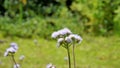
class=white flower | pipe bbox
[4,47,17,57]
[4,51,9,57]
[69,34,82,44]
[51,28,72,39]
[57,38,64,47]
[65,36,72,43]
[14,64,20,68]
[46,63,52,68]
[19,55,25,60]
[59,28,72,35]
[7,47,17,53]
[46,63,56,68]
[63,28,72,34]
[34,39,37,43]
[51,31,60,38]
[10,42,18,50]
[64,56,68,61]
[74,35,82,43]
[51,66,56,68]
[4,42,19,57]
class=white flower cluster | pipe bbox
[4,42,18,57]
[68,34,83,44]
[51,28,82,47]
[51,28,72,38]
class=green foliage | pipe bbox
[114,6,120,35]
[0,0,120,38]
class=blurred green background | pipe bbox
[0,0,120,38]
[0,0,120,68]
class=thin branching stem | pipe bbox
[66,44,71,68]
[11,54,18,68]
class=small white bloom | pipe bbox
[74,35,82,43]
[19,55,25,60]
[57,38,64,47]
[59,28,72,35]
[63,28,72,34]
[46,63,52,68]
[69,34,82,44]
[65,36,72,43]
[51,66,56,68]
[14,64,20,68]
[10,42,18,50]
[7,47,16,53]
[69,34,76,39]
[4,51,9,57]
[64,56,68,61]
[34,39,37,43]
[51,31,60,38]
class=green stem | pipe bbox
[11,54,18,68]
[67,45,71,68]
[72,43,76,68]
[19,2,23,23]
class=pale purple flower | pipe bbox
[57,38,64,47]
[4,47,17,56]
[4,43,18,57]
[59,28,72,35]
[51,28,72,39]
[51,31,60,38]
[7,47,16,53]
[46,63,52,68]
[69,34,82,44]
[65,36,72,43]
[4,51,8,57]
[10,42,18,50]
[14,64,20,68]
[46,63,56,68]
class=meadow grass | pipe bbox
[0,35,120,68]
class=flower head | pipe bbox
[59,28,72,35]
[65,36,72,43]
[4,47,17,56]
[7,47,17,53]
[57,38,64,47]
[10,42,18,50]
[51,31,60,38]
[4,51,9,57]
[19,55,25,60]
[46,63,56,68]
[51,28,72,39]
[14,64,20,68]
[4,42,18,57]
[69,34,82,44]
[46,63,52,68]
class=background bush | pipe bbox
[0,0,120,38]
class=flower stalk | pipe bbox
[51,28,82,68]
[11,54,18,68]
[66,44,71,68]
[4,42,19,68]
[72,42,76,68]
